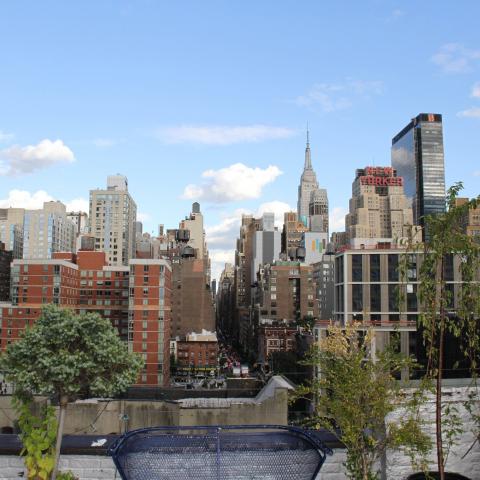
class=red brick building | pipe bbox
[128,259,172,386]
[257,324,298,363]
[176,331,218,373]
[0,253,172,386]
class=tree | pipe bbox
[400,184,480,480]
[296,323,431,480]
[1,305,143,480]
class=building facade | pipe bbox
[89,175,137,266]
[345,166,417,247]
[128,259,172,386]
[391,113,446,235]
[297,132,319,225]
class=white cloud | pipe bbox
[471,82,480,98]
[329,206,348,232]
[137,212,151,222]
[183,163,283,203]
[431,44,480,74]
[65,198,89,212]
[0,131,14,143]
[0,139,75,176]
[156,124,295,145]
[295,80,384,112]
[0,190,88,212]
[457,107,480,118]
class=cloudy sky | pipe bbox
[1,1,479,280]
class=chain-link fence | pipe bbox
[109,425,332,480]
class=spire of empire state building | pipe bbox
[297,128,319,222]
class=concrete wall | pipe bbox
[0,378,290,435]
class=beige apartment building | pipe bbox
[89,175,137,266]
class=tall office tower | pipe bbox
[89,175,137,266]
[297,131,319,226]
[179,202,205,258]
[345,166,418,248]
[391,113,446,235]
[23,202,76,259]
[309,188,329,234]
[251,213,281,284]
[234,215,261,310]
[0,208,24,259]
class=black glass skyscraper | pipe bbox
[391,113,446,236]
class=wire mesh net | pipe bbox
[109,425,331,480]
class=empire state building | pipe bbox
[297,131,319,225]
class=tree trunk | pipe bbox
[52,395,68,480]
[436,263,446,480]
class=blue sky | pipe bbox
[0,1,479,279]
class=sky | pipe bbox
[0,0,479,280]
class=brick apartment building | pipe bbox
[176,330,219,374]
[128,259,171,386]
[0,252,171,386]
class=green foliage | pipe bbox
[400,183,480,477]
[12,396,57,480]
[296,324,431,480]
[56,472,79,480]
[1,305,143,399]
[1,305,143,480]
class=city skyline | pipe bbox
[1,1,479,279]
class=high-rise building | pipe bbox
[391,113,446,234]
[23,202,76,259]
[128,259,171,386]
[179,203,206,259]
[0,208,24,259]
[282,212,309,260]
[345,166,418,248]
[254,261,318,322]
[297,131,319,225]
[251,213,281,284]
[309,188,329,234]
[89,175,137,266]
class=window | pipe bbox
[388,255,399,282]
[352,255,362,282]
[388,284,399,312]
[370,284,381,312]
[370,255,380,282]
[352,284,363,311]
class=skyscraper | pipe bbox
[391,113,446,234]
[89,175,137,266]
[345,166,417,248]
[297,130,319,225]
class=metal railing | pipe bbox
[109,425,332,480]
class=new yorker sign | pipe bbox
[359,166,404,186]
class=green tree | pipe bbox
[1,305,143,480]
[297,323,431,480]
[400,184,480,480]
